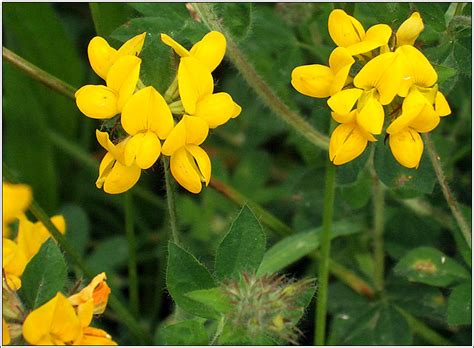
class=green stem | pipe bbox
[191,3,329,150]
[423,134,471,249]
[371,169,385,292]
[2,165,151,344]
[396,307,453,345]
[315,159,336,345]
[164,75,179,103]
[162,156,179,244]
[124,192,139,316]
[210,315,226,345]
[3,46,76,99]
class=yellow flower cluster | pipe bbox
[292,10,451,168]
[22,274,115,345]
[76,31,241,194]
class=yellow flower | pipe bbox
[68,273,111,315]
[3,318,10,345]
[161,31,226,72]
[23,292,82,345]
[2,182,32,237]
[328,9,392,56]
[16,215,66,261]
[121,86,174,169]
[178,56,241,128]
[389,128,424,169]
[2,238,28,290]
[396,12,424,47]
[162,116,211,193]
[291,47,355,98]
[88,33,146,80]
[95,130,141,194]
[75,55,142,119]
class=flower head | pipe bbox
[68,273,111,315]
[396,12,424,47]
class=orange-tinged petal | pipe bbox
[124,132,161,169]
[2,182,32,225]
[68,273,111,315]
[3,318,10,345]
[117,32,146,57]
[396,12,424,46]
[327,88,363,115]
[75,85,118,119]
[331,110,356,124]
[435,91,451,116]
[397,45,437,89]
[160,33,191,57]
[291,64,333,98]
[170,147,203,194]
[328,9,365,48]
[356,96,384,134]
[23,293,82,345]
[189,31,226,72]
[194,92,241,128]
[87,37,118,80]
[389,128,424,168]
[186,145,211,186]
[329,122,369,165]
[106,55,141,111]
[178,56,214,115]
[121,86,174,139]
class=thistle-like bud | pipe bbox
[221,272,315,344]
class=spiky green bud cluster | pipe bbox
[222,272,315,344]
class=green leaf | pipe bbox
[214,3,254,42]
[215,205,266,280]
[257,220,363,276]
[21,239,67,309]
[185,288,232,314]
[161,320,209,345]
[374,139,436,196]
[339,168,372,209]
[59,204,90,256]
[89,3,136,39]
[447,282,472,326]
[394,247,470,287]
[167,242,216,318]
[88,236,128,275]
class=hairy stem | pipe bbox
[3,46,76,99]
[162,156,180,244]
[191,3,329,150]
[124,192,139,316]
[371,169,385,292]
[315,160,336,345]
[423,134,471,248]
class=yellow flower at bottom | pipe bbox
[389,128,424,169]
[68,273,111,315]
[3,318,10,345]
[329,122,376,165]
[23,293,82,345]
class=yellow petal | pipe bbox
[327,88,363,115]
[435,91,451,117]
[170,147,203,194]
[347,24,392,55]
[102,160,141,195]
[3,238,28,290]
[2,182,32,225]
[389,128,424,168]
[77,299,94,328]
[291,64,333,98]
[106,55,141,111]
[328,9,365,48]
[186,144,211,186]
[124,132,162,169]
[410,104,440,133]
[95,130,125,162]
[75,85,119,119]
[160,33,191,57]
[397,45,437,89]
[121,86,174,139]
[194,92,241,128]
[184,115,209,145]
[3,318,10,345]
[328,47,355,95]
[117,32,146,57]
[329,122,369,165]
[23,293,82,345]
[68,273,111,315]
[190,31,226,72]
[386,89,426,134]
[331,110,356,124]
[178,56,214,115]
[396,12,424,46]
[77,327,117,345]
[356,96,384,134]
[96,152,115,190]
[353,52,403,104]
[161,119,186,156]
[231,102,242,119]
[87,37,118,80]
